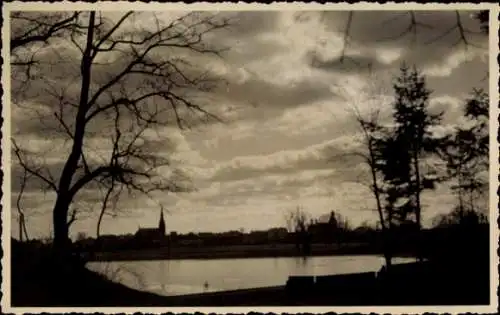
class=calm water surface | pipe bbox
[87,255,415,296]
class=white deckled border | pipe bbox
[1,2,499,314]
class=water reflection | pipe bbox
[87,255,414,296]
[159,260,167,293]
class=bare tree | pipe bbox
[438,89,489,220]
[332,76,395,268]
[285,206,310,233]
[11,11,231,253]
[432,206,488,228]
[285,206,312,255]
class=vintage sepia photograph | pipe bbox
[1,2,498,313]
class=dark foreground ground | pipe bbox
[10,260,490,307]
[10,225,491,307]
[11,251,490,307]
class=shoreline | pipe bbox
[86,243,416,262]
[12,240,488,307]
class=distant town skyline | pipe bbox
[10,9,489,240]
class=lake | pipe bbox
[86,255,416,296]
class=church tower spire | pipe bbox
[158,208,166,236]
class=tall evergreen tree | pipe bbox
[394,65,441,228]
[377,65,443,260]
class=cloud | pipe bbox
[10,10,490,239]
[299,10,488,81]
[306,50,394,74]
[427,123,458,139]
[320,10,485,51]
[423,48,488,77]
[221,71,337,111]
[274,100,343,136]
[429,94,464,122]
[210,134,362,183]
[225,11,281,38]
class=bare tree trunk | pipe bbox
[22,215,29,242]
[14,11,230,255]
[53,12,96,253]
[413,153,422,230]
[383,233,393,270]
[52,198,72,251]
[16,168,30,242]
[458,170,464,222]
[468,178,475,213]
[367,138,392,268]
[19,214,23,242]
[96,184,115,239]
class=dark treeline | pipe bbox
[13,208,488,263]
[12,65,490,266]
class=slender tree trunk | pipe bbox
[368,140,392,269]
[413,153,422,230]
[458,170,464,222]
[96,186,114,239]
[22,214,29,241]
[468,178,475,213]
[17,170,29,242]
[52,12,96,253]
[96,210,105,240]
[412,148,423,262]
[19,214,23,242]
[383,232,393,270]
[386,210,395,269]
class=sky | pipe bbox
[9,9,490,240]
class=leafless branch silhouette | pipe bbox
[11,11,231,247]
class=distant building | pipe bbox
[134,208,166,244]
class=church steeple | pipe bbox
[158,208,166,236]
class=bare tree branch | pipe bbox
[11,11,230,247]
[10,12,80,51]
[12,139,58,192]
[339,11,353,63]
[377,11,433,46]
